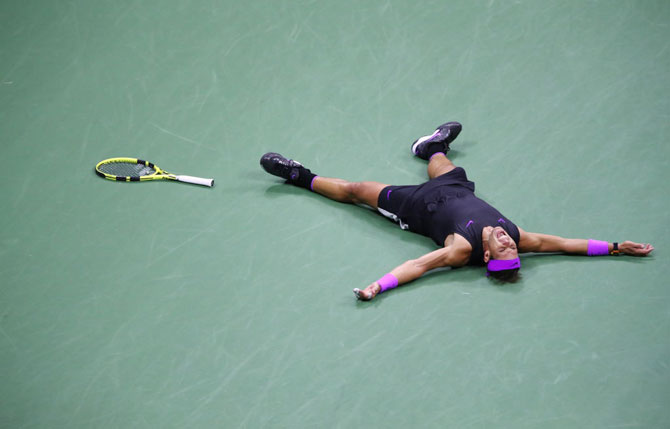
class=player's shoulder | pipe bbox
[445,233,472,266]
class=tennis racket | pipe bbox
[95,157,214,187]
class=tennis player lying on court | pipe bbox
[260,121,654,301]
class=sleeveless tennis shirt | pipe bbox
[377,167,520,266]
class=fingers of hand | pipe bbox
[630,243,653,255]
[622,242,654,256]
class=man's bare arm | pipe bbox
[354,246,469,301]
[518,227,654,256]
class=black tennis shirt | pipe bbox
[377,167,520,266]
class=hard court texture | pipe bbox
[1,1,669,427]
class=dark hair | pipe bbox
[487,268,521,283]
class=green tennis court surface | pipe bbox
[2,1,669,427]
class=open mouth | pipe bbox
[496,229,507,239]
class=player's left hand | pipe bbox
[353,282,381,301]
[619,241,654,256]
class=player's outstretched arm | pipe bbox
[518,228,654,256]
[354,246,469,301]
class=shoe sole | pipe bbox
[411,129,440,155]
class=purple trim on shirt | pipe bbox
[465,220,473,228]
[310,176,319,191]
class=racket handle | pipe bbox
[175,175,214,187]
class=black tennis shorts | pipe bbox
[376,167,474,231]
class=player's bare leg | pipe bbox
[260,152,387,208]
[427,153,456,179]
[311,178,387,208]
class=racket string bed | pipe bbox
[98,162,156,177]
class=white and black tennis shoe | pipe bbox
[410,121,462,160]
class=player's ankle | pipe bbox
[289,167,318,191]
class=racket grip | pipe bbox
[175,175,214,187]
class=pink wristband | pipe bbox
[587,239,609,256]
[377,273,399,293]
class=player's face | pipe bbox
[487,226,518,260]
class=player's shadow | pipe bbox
[518,252,653,267]
[359,251,654,306]
[264,181,422,245]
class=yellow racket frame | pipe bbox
[95,157,214,187]
[95,157,174,182]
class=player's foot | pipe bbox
[260,152,306,182]
[410,121,462,160]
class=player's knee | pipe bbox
[344,181,364,203]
